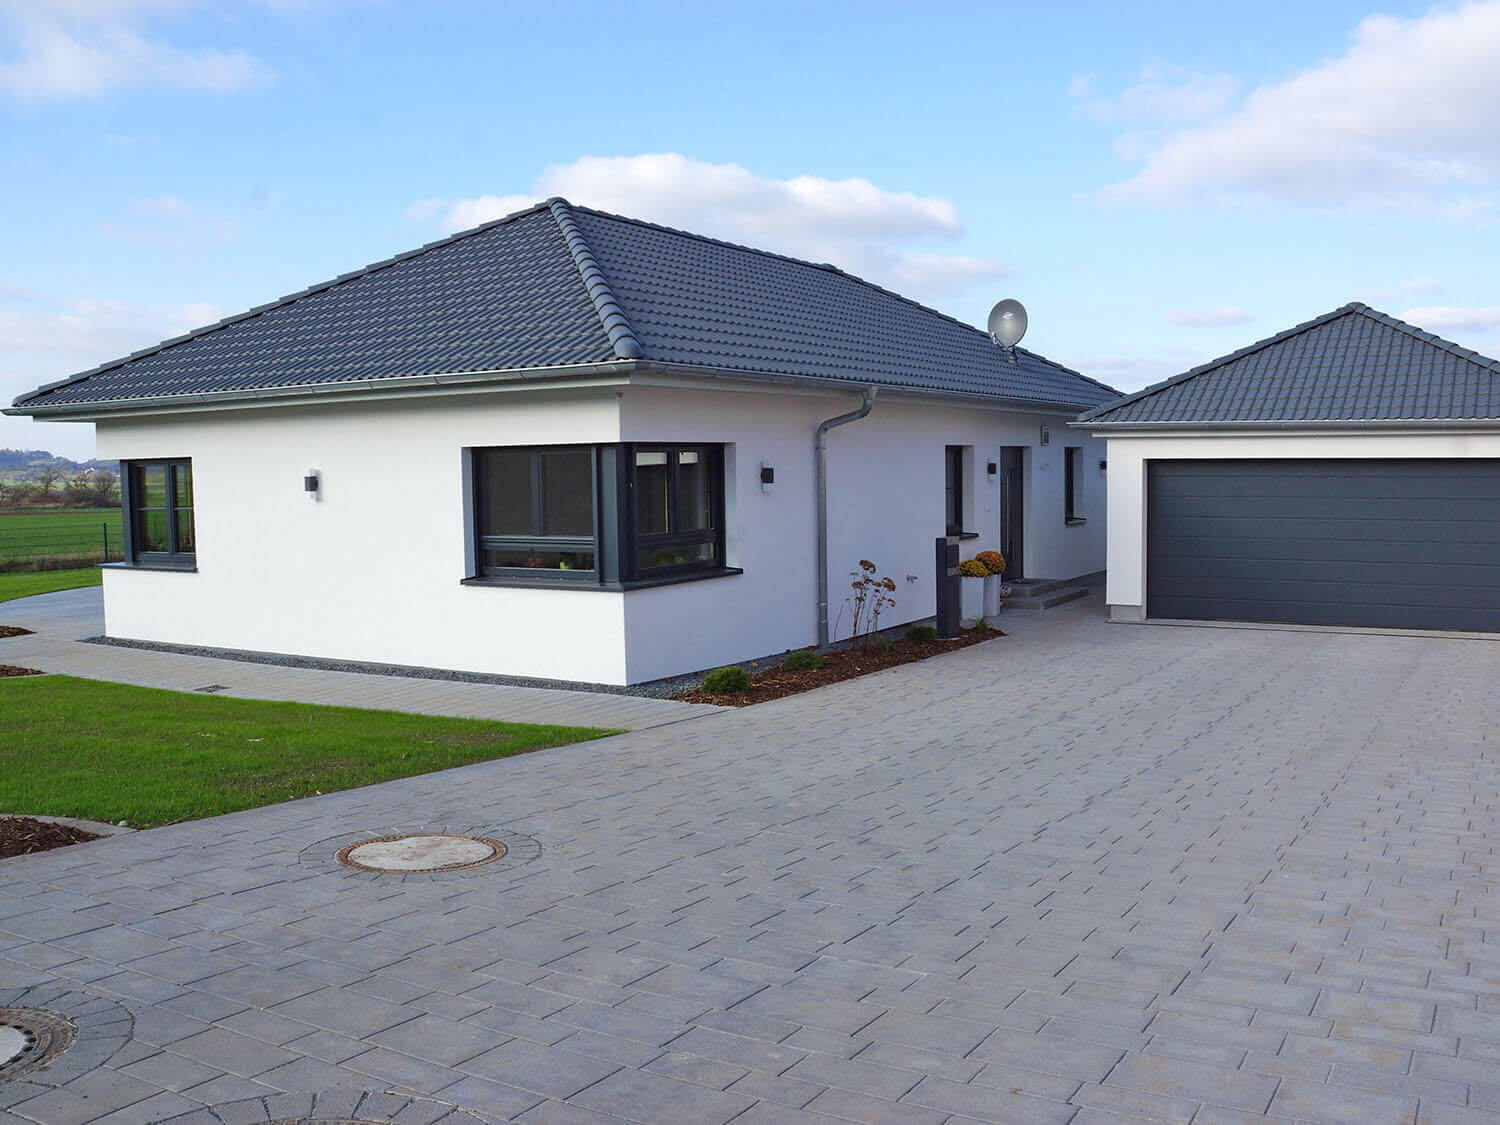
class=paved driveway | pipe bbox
[1,598,1497,1123]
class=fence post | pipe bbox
[102,522,109,562]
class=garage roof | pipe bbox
[9,198,1117,417]
[1079,302,1500,428]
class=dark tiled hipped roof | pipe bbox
[12,199,1116,414]
[1080,303,1500,427]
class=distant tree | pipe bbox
[87,469,118,506]
[32,466,61,501]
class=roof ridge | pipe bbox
[546,198,645,361]
[13,200,561,407]
[564,201,1117,396]
[1345,302,1500,375]
[1077,302,1369,423]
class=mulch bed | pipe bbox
[0,626,34,639]
[0,665,41,677]
[0,816,102,859]
[671,626,1002,706]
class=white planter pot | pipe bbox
[983,574,1003,617]
[960,578,985,624]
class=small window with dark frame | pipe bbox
[631,445,723,574]
[944,445,965,536]
[475,446,598,577]
[1065,446,1084,523]
[128,459,195,566]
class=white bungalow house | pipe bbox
[8,199,1116,685]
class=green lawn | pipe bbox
[0,507,123,562]
[0,676,617,827]
[0,567,102,603]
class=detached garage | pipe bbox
[1079,302,1500,633]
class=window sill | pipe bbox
[462,567,743,593]
[949,531,980,541]
[102,561,199,573]
[1064,517,1088,526]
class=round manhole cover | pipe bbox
[0,1007,77,1083]
[335,833,506,873]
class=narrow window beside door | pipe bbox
[945,445,968,536]
[1064,446,1085,524]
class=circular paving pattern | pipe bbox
[336,832,505,873]
[0,983,133,1111]
[299,822,540,881]
[0,1007,77,1083]
[160,1089,495,1123]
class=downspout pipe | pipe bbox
[815,386,877,647]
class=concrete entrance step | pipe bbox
[1005,573,1100,611]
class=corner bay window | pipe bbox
[473,443,728,586]
[124,459,195,567]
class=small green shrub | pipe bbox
[871,637,894,651]
[781,650,823,672]
[701,665,751,694]
[904,624,938,642]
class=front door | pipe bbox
[1000,447,1024,579]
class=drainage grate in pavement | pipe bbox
[336,833,505,873]
[0,1007,77,1084]
[193,683,230,693]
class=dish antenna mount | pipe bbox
[988,299,1028,363]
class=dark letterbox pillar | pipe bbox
[935,536,960,639]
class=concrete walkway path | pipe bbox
[0,586,719,732]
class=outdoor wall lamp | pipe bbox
[986,460,998,479]
[760,462,775,492]
[1039,425,1050,446]
[304,469,321,501]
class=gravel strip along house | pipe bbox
[8,199,1115,684]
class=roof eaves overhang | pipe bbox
[635,361,1108,416]
[1071,417,1500,435]
[3,360,645,421]
[7,359,1113,422]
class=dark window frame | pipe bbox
[468,442,731,588]
[945,445,975,538]
[122,458,196,569]
[473,445,602,582]
[626,443,726,579]
[1065,446,1086,524]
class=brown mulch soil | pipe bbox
[672,625,1003,706]
[0,665,41,677]
[0,816,102,859]
[0,626,34,639]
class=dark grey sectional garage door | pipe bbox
[1147,459,1500,631]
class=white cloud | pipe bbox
[1164,307,1253,327]
[97,194,242,248]
[1401,305,1500,331]
[1076,66,1238,127]
[407,153,1006,300]
[1066,350,1202,391]
[0,0,273,101]
[1101,1,1500,214]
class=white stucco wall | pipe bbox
[96,380,1107,685]
[1098,429,1500,619]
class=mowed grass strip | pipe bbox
[0,675,618,828]
[0,567,102,603]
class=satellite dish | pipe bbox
[988,299,1028,352]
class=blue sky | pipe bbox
[3,0,1498,458]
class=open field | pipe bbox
[0,567,102,603]
[0,675,617,827]
[0,507,124,568]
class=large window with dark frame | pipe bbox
[472,443,727,585]
[125,459,195,567]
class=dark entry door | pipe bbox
[1147,458,1500,630]
[1000,447,1025,579]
